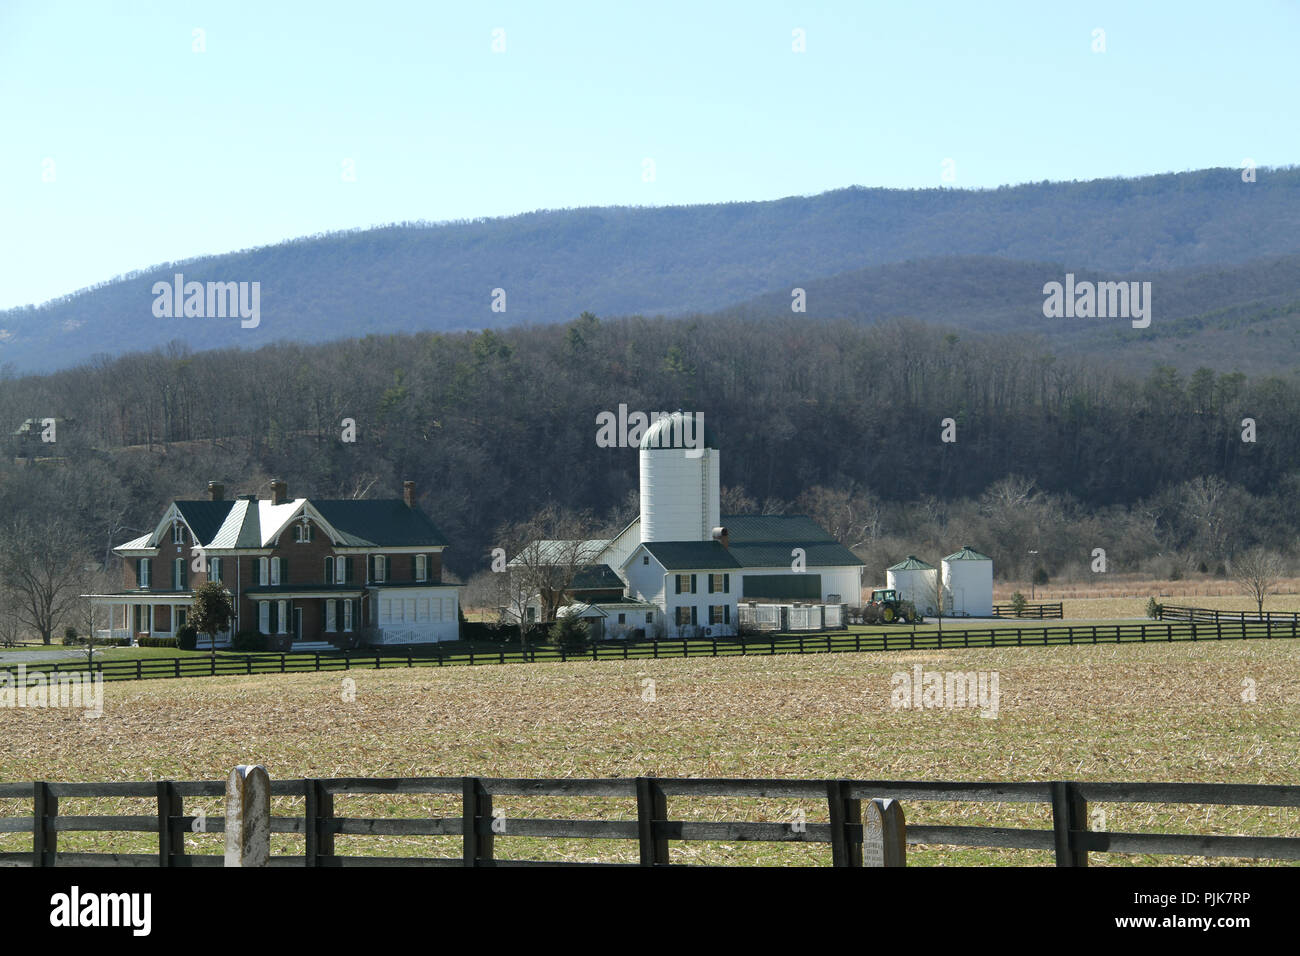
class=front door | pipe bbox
[293,608,303,643]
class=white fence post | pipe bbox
[224,765,271,867]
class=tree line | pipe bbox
[0,312,1296,641]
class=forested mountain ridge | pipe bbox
[2,167,1297,372]
[722,253,1300,374]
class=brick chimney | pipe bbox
[712,526,729,549]
[270,479,288,505]
[207,481,225,501]
[403,480,416,507]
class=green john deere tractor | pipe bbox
[866,588,921,625]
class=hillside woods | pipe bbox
[2,314,1297,583]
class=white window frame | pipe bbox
[326,600,336,633]
[257,557,268,586]
[173,558,184,590]
[335,557,347,584]
[208,556,222,584]
[139,558,151,588]
[258,601,270,634]
[172,523,184,544]
[415,554,427,582]
[270,557,281,586]
[277,600,288,634]
[372,555,386,584]
[343,599,353,632]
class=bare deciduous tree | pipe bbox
[0,515,87,645]
[1231,548,1286,617]
[496,504,601,650]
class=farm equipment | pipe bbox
[865,588,921,625]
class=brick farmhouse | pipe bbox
[84,480,459,649]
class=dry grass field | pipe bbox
[2,636,1297,866]
[997,576,1300,603]
[1062,593,1300,621]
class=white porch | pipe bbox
[84,593,230,646]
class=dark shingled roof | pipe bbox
[641,541,742,571]
[309,499,449,547]
[174,501,237,546]
[720,514,865,568]
[570,564,625,591]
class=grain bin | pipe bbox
[886,556,940,614]
[941,545,994,617]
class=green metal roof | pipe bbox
[311,499,449,547]
[719,514,865,568]
[570,564,625,591]
[944,545,992,562]
[174,500,238,546]
[887,555,936,571]
[641,541,742,571]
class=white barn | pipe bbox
[598,412,863,638]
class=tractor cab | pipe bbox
[864,587,919,625]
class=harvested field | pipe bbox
[2,638,1297,866]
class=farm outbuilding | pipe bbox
[886,556,940,614]
[941,546,994,617]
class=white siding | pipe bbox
[640,447,721,543]
[887,568,940,611]
[942,559,994,617]
[371,587,460,643]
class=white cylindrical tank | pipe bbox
[639,411,720,542]
[941,545,994,617]
[886,556,939,613]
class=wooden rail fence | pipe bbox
[990,602,1064,619]
[2,618,1299,689]
[1,773,1297,867]
[1159,604,1300,624]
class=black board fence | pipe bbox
[1,773,1297,867]
[990,602,1064,619]
[2,618,1299,689]
[1160,604,1300,624]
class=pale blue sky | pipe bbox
[1,0,1296,309]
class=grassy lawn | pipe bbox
[1,637,1296,866]
[5,618,1288,680]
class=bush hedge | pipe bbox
[137,636,179,648]
[232,629,266,652]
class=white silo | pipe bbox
[941,546,994,617]
[886,556,939,613]
[639,411,720,543]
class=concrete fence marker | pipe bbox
[224,765,271,867]
[863,797,906,867]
